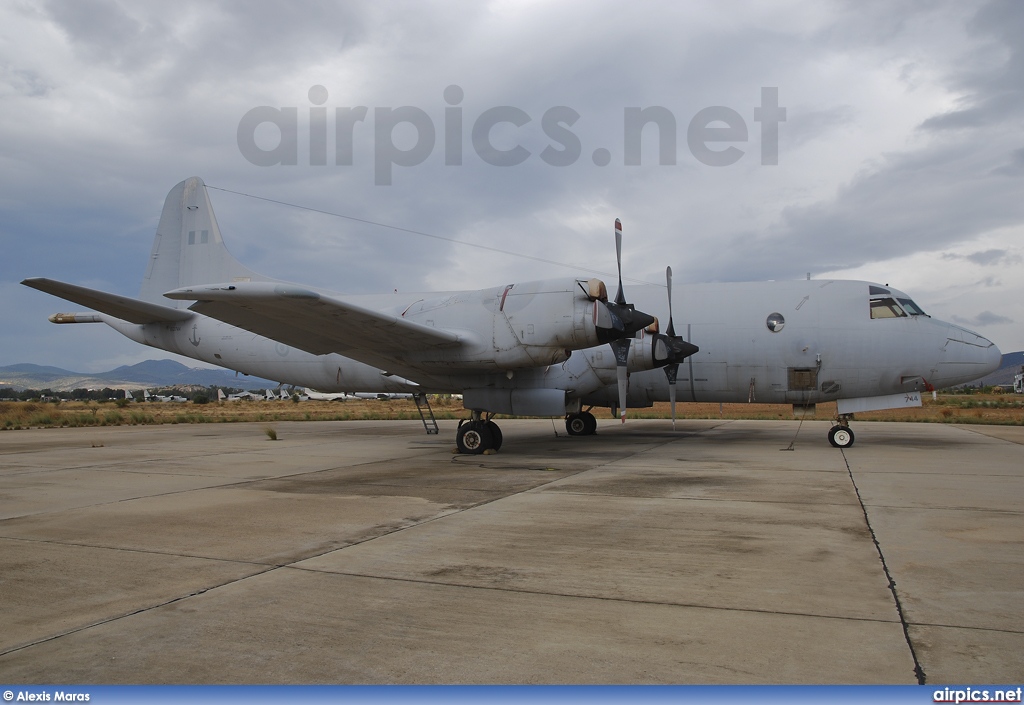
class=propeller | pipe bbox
[603,220,638,423]
[658,265,699,429]
[614,218,625,307]
[664,266,679,428]
[590,220,692,425]
[612,219,628,423]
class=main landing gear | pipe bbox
[828,414,855,448]
[565,411,597,436]
[456,411,503,454]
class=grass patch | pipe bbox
[1,394,1022,430]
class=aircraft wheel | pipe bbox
[566,413,588,436]
[485,421,503,451]
[828,425,855,448]
[581,411,597,435]
[457,422,493,454]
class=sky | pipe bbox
[1,0,1022,372]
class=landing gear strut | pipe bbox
[565,411,597,436]
[456,411,503,454]
[828,414,855,448]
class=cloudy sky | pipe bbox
[2,0,1021,372]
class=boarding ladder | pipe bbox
[414,393,439,435]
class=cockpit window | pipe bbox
[870,297,907,319]
[869,285,891,296]
[897,297,927,316]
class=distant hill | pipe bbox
[2,352,1020,393]
[0,360,278,392]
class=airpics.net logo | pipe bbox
[237,85,786,185]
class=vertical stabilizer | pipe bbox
[139,177,271,306]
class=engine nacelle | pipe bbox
[402,277,656,370]
[580,333,675,375]
[626,334,671,373]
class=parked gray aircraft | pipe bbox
[24,177,1001,453]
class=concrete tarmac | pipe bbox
[0,418,1020,684]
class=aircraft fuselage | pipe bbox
[105,278,999,408]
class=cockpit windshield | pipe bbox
[870,297,907,319]
[897,297,927,316]
[868,285,928,319]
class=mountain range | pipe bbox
[0,360,278,392]
[3,353,1021,394]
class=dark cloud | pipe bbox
[672,0,1024,285]
[942,249,1022,266]
[41,0,375,81]
[953,310,1014,326]
[918,0,1024,132]
[992,147,1024,176]
[2,65,51,97]
[677,139,1024,284]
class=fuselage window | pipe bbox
[869,297,907,319]
[897,298,927,316]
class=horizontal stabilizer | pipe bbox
[164,282,463,356]
[22,278,193,324]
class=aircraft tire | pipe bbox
[581,411,597,435]
[828,425,855,448]
[566,413,588,436]
[457,422,493,454]
[485,421,503,451]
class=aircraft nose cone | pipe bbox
[932,323,1003,388]
[960,327,1003,377]
[982,337,1002,376]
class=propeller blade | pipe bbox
[617,365,628,424]
[665,266,675,337]
[614,218,625,305]
[663,266,683,429]
[610,338,630,423]
[668,373,677,430]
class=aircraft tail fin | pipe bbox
[139,177,272,307]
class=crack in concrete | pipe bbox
[287,565,907,626]
[842,446,927,684]
[0,565,277,659]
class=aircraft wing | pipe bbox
[22,278,193,324]
[164,282,463,356]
